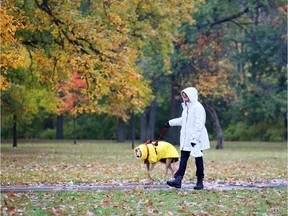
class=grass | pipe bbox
[1,188,287,215]
[1,140,287,215]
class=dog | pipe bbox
[134,140,179,183]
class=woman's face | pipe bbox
[182,92,190,103]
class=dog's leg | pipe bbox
[165,158,173,181]
[145,162,152,179]
[169,164,174,179]
[146,163,156,181]
[148,163,157,180]
[141,162,156,184]
[171,160,178,177]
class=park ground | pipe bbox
[1,140,287,215]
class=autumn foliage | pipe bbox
[57,72,88,115]
[178,32,235,102]
[1,0,205,120]
[0,5,26,90]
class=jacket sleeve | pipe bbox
[169,117,182,126]
[191,105,206,144]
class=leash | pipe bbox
[144,126,168,147]
[154,126,169,146]
[143,126,169,163]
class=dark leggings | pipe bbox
[174,150,204,178]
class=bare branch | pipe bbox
[210,7,249,27]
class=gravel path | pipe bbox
[1,181,287,193]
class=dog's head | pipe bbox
[134,144,148,161]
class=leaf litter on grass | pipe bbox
[1,188,287,215]
[1,141,287,215]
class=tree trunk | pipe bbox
[13,114,17,148]
[73,116,77,144]
[140,112,147,143]
[117,118,126,142]
[170,80,181,118]
[204,101,223,149]
[44,115,54,129]
[129,112,135,149]
[56,114,64,139]
[168,79,182,145]
[147,99,157,140]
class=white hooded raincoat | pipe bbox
[169,87,210,157]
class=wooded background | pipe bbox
[1,0,287,148]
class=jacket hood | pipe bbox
[134,144,148,161]
[181,87,198,104]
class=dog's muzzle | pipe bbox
[135,148,142,158]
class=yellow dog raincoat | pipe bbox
[134,141,179,164]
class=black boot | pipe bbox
[167,176,183,188]
[194,178,204,190]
